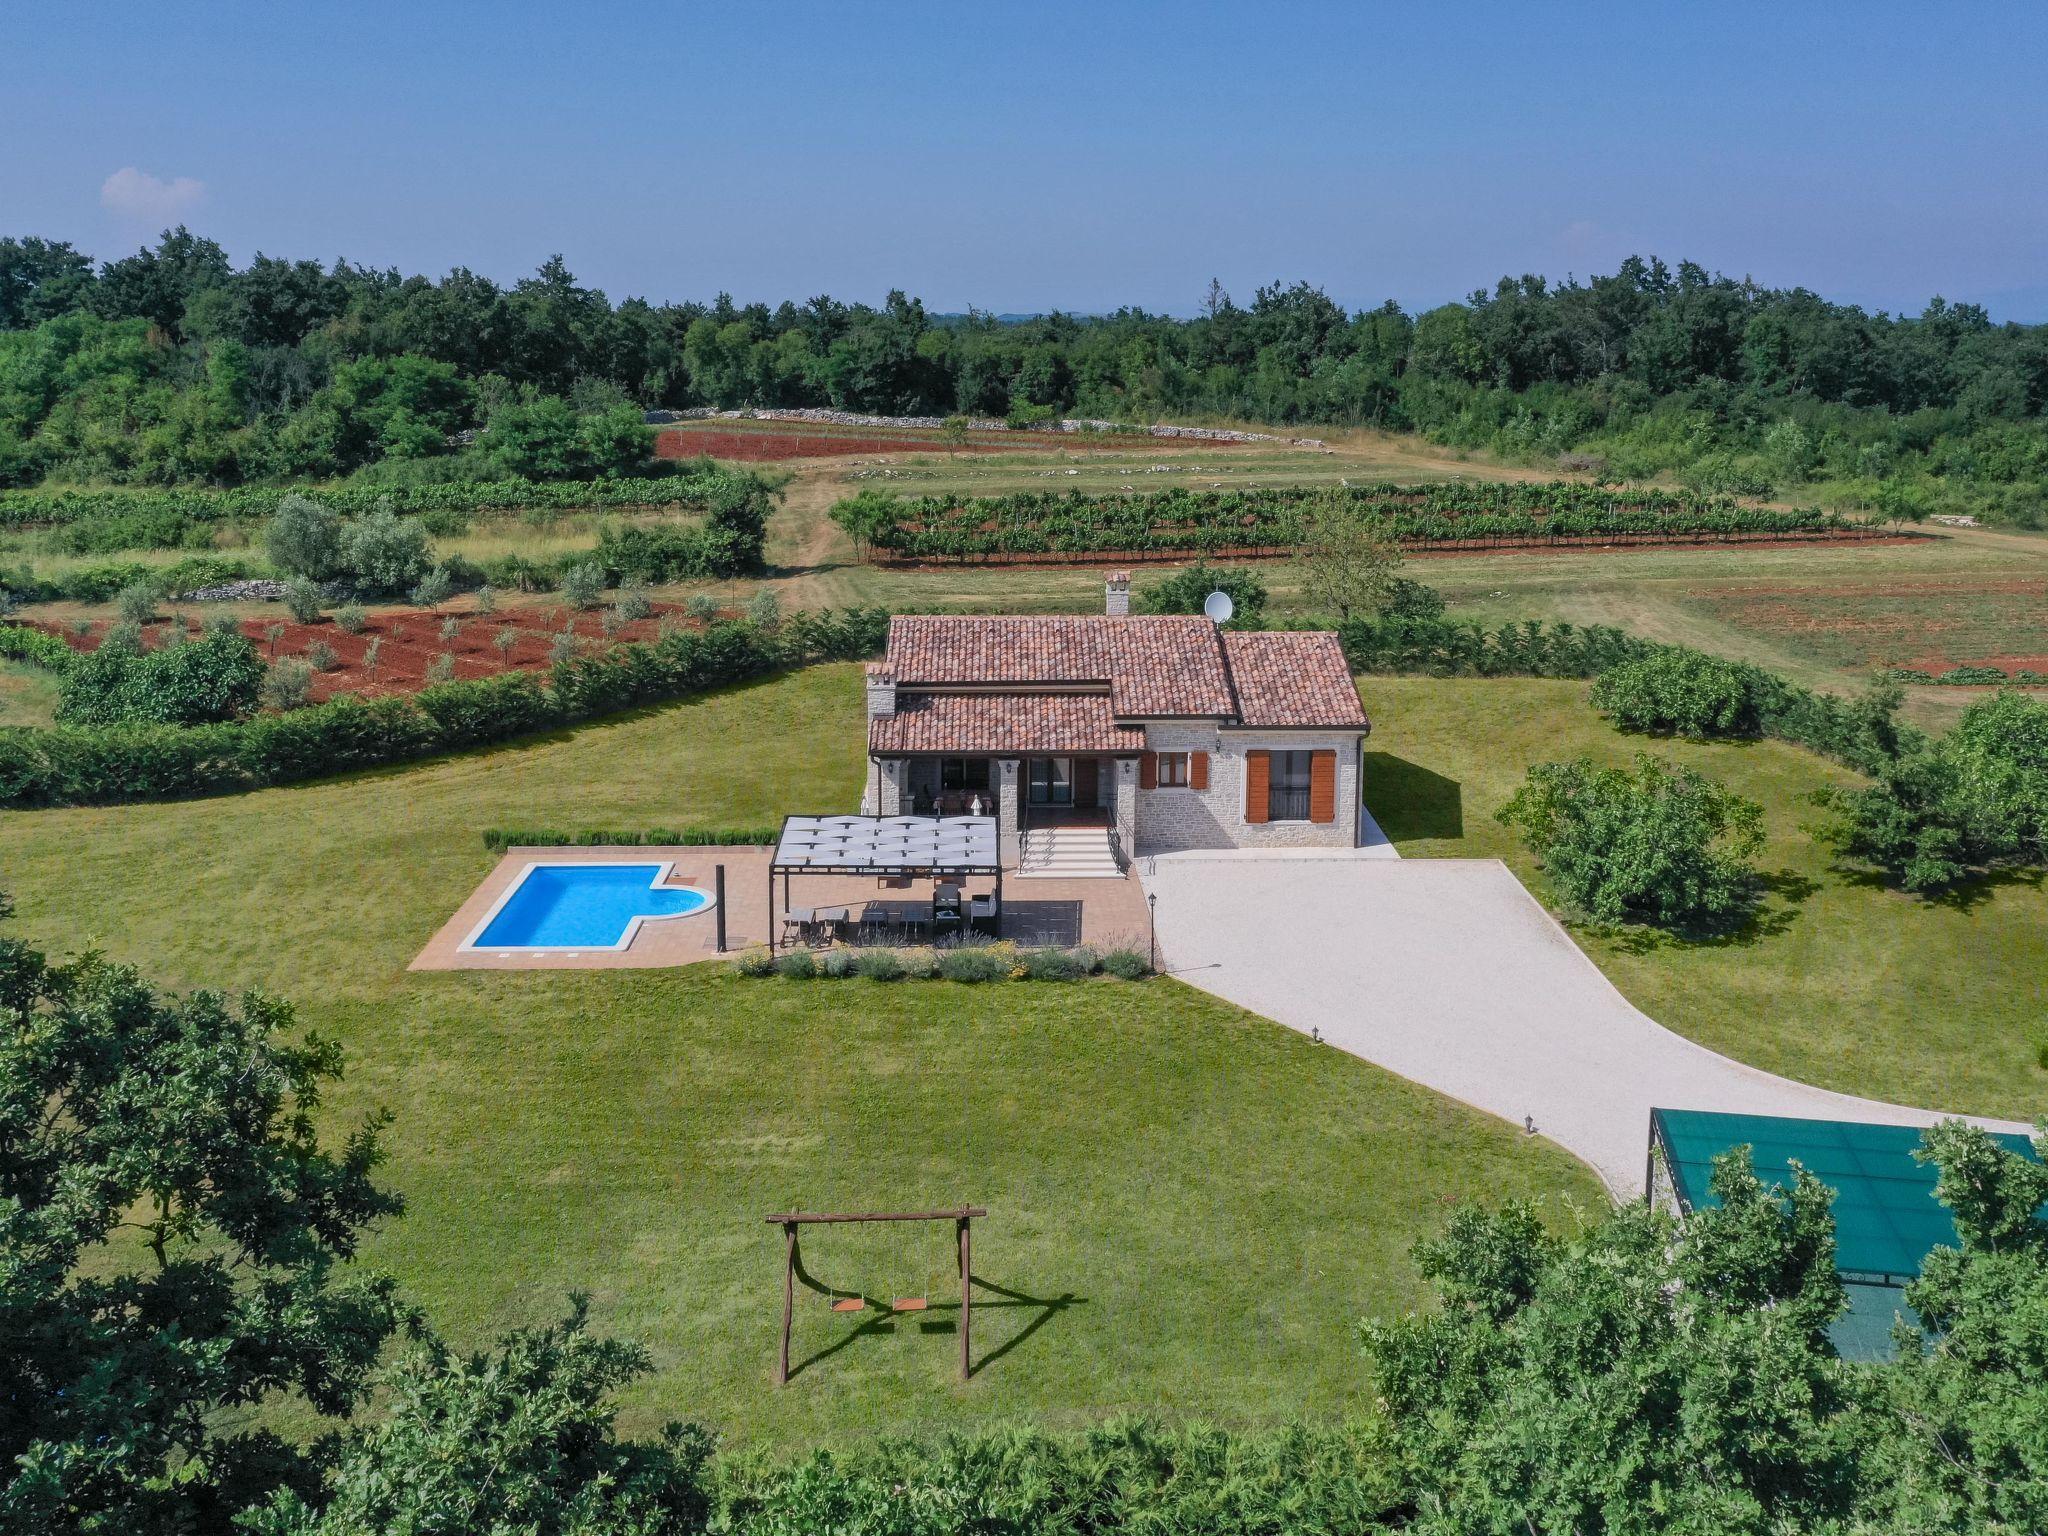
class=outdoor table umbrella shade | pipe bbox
[767,815,1003,948]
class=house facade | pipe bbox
[861,573,1370,870]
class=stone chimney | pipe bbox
[1104,569,1131,616]
[864,662,897,718]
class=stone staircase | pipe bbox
[1015,824,1124,879]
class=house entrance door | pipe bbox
[1072,756,1100,808]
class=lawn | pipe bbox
[0,663,1594,1447]
[1364,675,2048,1121]
[0,656,60,726]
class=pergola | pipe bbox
[768,814,1003,948]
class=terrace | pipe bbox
[411,826,1151,972]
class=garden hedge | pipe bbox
[0,608,889,808]
[481,826,779,851]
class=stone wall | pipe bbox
[644,406,1324,449]
[1133,725,1361,855]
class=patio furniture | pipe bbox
[969,893,999,937]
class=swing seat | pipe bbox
[891,1296,929,1312]
[830,1297,866,1313]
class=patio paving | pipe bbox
[411,845,1151,971]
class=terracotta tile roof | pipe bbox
[1222,631,1369,727]
[868,692,1147,755]
[884,615,1237,717]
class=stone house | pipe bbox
[861,574,1371,873]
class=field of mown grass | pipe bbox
[1367,675,2048,1121]
[0,663,1596,1447]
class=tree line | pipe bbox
[3,233,2045,521]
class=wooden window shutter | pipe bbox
[1244,750,1270,823]
[1308,749,1337,824]
[1139,751,1157,789]
[1190,750,1210,790]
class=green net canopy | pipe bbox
[1651,1109,2039,1286]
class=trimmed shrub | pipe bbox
[818,947,857,977]
[896,947,938,979]
[773,950,817,980]
[734,947,775,977]
[481,825,773,851]
[936,944,1009,983]
[853,948,904,981]
[1099,947,1150,979]
[1593,649,1762,738]
[1021,946,1085,981]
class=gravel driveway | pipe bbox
[1140,852,2030,1196]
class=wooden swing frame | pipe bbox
[765,1206,985,1384]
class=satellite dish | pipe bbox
[1202,589,1235,625]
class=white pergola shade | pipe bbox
[771,814,1001,874]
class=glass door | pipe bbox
[1027,757,1073,806]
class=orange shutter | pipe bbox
[1139,752,1157,789]
[1308,750,1337,823]
[1190,750,1210,790]
[1244,750,1270,823]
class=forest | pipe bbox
[3,231,2047,522]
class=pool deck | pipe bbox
[411,845,1153,971]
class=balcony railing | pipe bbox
[1267,787,1312,822]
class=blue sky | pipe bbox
[5,1,2046,318]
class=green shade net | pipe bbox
[1651,1109,2038,1286]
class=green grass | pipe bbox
[0,663,1595,1446]
[1363,675,2048,1121]
[0,656,61,726]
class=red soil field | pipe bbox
[33,601,720,703]
[655,423,1223,462]
[657,428,1013,461]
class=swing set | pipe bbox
[765,1206,985,1384]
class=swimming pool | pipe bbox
[463,862,714,951]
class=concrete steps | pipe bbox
[1015,824,1123,879]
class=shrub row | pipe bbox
[1331,613,1924,774]
[0,555,259,605]
[1884,664,2048,686]
[737,940,1151,983]
[0,609,889,808]
[481,826,778,852]
[0,469,747,530]
[0,623,77,672]
[842,481,1857,559]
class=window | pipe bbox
[940,757,990,794]
[1156,752,1190,787]
[1268,750,1312,821]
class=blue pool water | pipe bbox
[471,864,711,949]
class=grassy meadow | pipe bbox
[1368,676,2048,1120]
[0,663,1596,1446]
